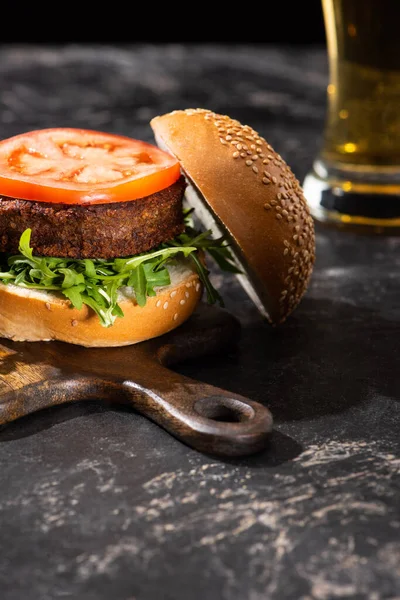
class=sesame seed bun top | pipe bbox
[150,108,316,325]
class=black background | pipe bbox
[2,1,326,45]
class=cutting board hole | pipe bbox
[194,396,255,423]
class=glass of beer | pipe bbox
[303,0,400,232]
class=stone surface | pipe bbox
[0,44,399,600]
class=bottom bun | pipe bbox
[0,265,203,347]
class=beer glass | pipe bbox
[303,0,400,232]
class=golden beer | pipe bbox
[304,0,400,230]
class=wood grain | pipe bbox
[0,303,273,456]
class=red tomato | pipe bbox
[0,128,181,204]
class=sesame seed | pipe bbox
[163,302,169,309]
[45,302,51,310]
[272,176,278,184]
[170,290,177,298]
[185,291,190,298]
[180,299,186,305]
[262,178,270,185]
[236,144,243,150]
[246,160,253,166]
[226,135,232,141]
[173,313,178,321]
[252,155,258,161]
[233,151,239,158]
[252,165,259,174]
[271,200,277,206]
[276,214,283,220]
[220,138,228,145]
[196,283,200,292]
[277,193,282,200]
[264,171,271,178]
[264,203,271,210]
[71,319,78,327]
[263,159,270,165]
[240,152,247,158]
[186,282,192,288]
[284,248,289,256]
[156,300,161,307]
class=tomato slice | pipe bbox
[0,128,181,204]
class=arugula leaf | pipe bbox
[206,246,242,273]
[18,229,34,260]
[113,246,196,274]
[189,252,224,306]
[58,268,85,289]
[143,262,170,297]
[128,264,147,307]
[62,284,85,310]
[83,259,97,279]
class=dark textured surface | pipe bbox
[0,44,399,600]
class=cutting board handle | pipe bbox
[122,362,273,456]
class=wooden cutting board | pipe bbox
[0,303,273,456]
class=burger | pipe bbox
[0,109,315,347]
